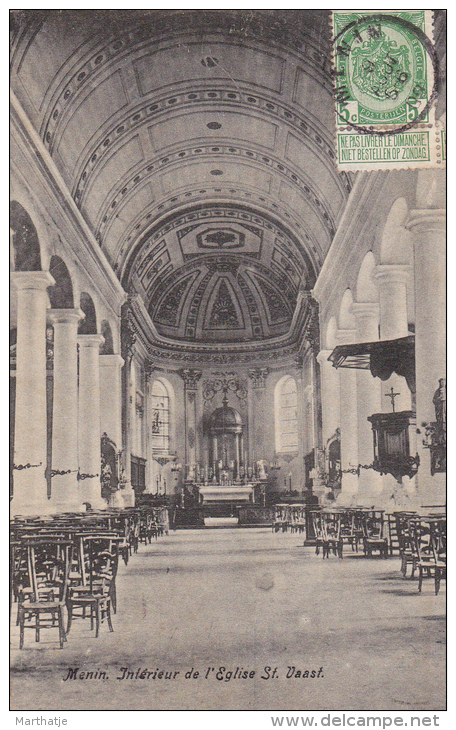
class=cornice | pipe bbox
[120,201,319,289]
[10,90,127,314]
[126,287,315,366]
[312,170,391,312]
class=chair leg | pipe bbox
[66,603,73,634]
[107,601,114,633]
[112,583,117,614]
[435,568,441,596]
[418,567,423,592]
[19,609,24,650]
[58,608,65,649]
[35,615,40,643]
[95,603,100,638]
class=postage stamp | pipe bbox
[331,10,445,170]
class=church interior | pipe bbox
[10,10,446,712]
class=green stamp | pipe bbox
[332,11,437,132]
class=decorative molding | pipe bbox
[121,203,316,292]
[248,367,270,389]
[144,358,156,383]
[203,375,248,405]
[179,368,202,390]
[120,301,137,362]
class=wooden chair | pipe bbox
[66,535,118,637]
[430,519,446,596]
[322,512,343,559]
[411,518,446,595]
[311,511,324,556]
[362,510,389,558]
[395,513,419,578]
[17,540,72,649]
[339,510,360,552]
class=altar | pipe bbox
[198,484,255,504]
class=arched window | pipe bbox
[275,376,298,452]
[151,380,170,453]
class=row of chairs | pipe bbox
[310,507,446,595]
[272,504,306,534]
[312,509,390,560]
[11,506,170,649]
[394,513,446,595]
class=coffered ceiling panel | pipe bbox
[160,163,272,195]
[56,72,129,174]
[134,43,285,95]
[82,136,144,221]
[149,111,278,152]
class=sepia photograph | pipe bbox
[9,8,446,715]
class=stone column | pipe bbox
[373,264,416,504]
[143,361,156,494]
[180,369,202,480]
[48,309,84,512]
[316,349,340,500]
[316,349,341,448]
[336,328,359,503]
[351,303,383,504]
[99,353,134,506]
[11,271,54,516]
[99,354,124,449]
[373,264,412,413]
[407,208,446,505]
[248,368,269,464]
[77,334,106,509]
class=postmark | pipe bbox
[331,11,445,170]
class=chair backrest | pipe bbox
[430,519,446,563]
[322,512,341,540]
[311,512,323,539]
[363,511,385,539]
[26,540,72,602]
[410,519,432,562]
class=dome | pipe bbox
[208,405,243,434]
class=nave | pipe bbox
[10,527,445,712]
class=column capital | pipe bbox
[179,368,202,390]
[406,209,446,235]
[374,264,411,286]
[11,270,54,291]
[248,367,270,389]
[336,328,357,346]
[77,333,105,349]
[99,353,125,368]
[351,302,379,317]
[48,307,85,325]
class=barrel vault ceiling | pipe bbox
[10,9,352,349]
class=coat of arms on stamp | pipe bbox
[331,11,444,171]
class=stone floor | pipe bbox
[10,527,446,711]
